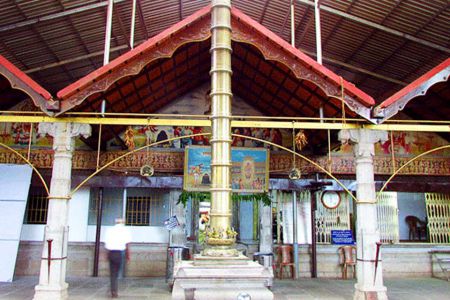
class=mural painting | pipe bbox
[338,131,450,157]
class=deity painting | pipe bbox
[184,146,269,193]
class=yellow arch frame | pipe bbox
[377,144,450,199]
[71,132,357,203]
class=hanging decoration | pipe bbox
[289,168,301,180]
[140,164,154,177]
[124,126,135,150]
[289,123,301,180]
[295,130,308,151]
[177,191,271,207]
[140,133,154,177]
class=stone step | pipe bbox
[194,288,273,300]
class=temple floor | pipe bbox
[0,276,448,300]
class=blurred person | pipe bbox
[104,218,132,298]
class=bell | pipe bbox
[288,167,301,180]
[140,164,154,177]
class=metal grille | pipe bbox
[425,193,450,244]
[376,192,399,244]
[24,188,48,224]
[126,192,167,226]
[88,188,124,226]
[316,191,350,244]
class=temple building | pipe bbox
[0,1,448,299]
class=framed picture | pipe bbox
[183,146,269,193]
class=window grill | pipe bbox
[88,188,123,226]
[24,187,48,224]
[316,191,351,244]
[126,191,167,226]
[426,192,450,244]
[376,192,399,244]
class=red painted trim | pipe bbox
[57,4,375,110]
[57,5,211,100]
[378,57,450,109]
[231,7,375,107]
[0,55,52,100]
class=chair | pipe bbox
[405,215,427,241]
[275,245,294,279]
[338,246,356,279]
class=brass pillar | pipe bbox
[203,0,237,256]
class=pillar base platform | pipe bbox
[172,255,273,300]
[354,284,388,300]
[33,282,68,300]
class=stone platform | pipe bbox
[172,255,274,300]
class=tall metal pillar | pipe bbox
[203,0,237,257]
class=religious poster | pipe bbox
[183,146,269,193]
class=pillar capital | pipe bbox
[38,122,91,152]
[38,122,91,139]
[338,129,388,158]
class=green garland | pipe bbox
[177,191,271,207]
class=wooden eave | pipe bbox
[0,55,57,114]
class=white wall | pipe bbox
[68,188,90,242]
[86,226,169,243]
[397,192,426,240]
[22,186,170,244]
[21,188,91,242]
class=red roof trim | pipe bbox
[231,7,375,107]
[57,5,211,100]
[0,55,52,101]
[378,58,450,109]
[56,4,375,117]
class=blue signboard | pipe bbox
[331,230,354,245]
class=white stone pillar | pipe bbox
[338,129,388,300]
[33,122,91,300]
[169,190,187,247]
[259,201,273,254]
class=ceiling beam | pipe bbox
[114,8,131,49]
[0,0,127,33]
[350,4,448,91]
[136,0,149,39]
[300,49,408,86]
[296,0,450,54]
[1,115,448,132]
[179,0,183,20]
[259,0,271,23]
[24,39,407,87]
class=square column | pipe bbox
[339,129,388,300]
[33,122,91,300]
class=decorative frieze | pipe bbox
[0,149,448,176]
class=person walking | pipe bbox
[104,218,132,298]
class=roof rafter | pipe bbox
[0,0,127,33]
[296,0,450,54]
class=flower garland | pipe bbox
[177,191,271,207]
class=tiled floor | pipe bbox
[0,276,448,300]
